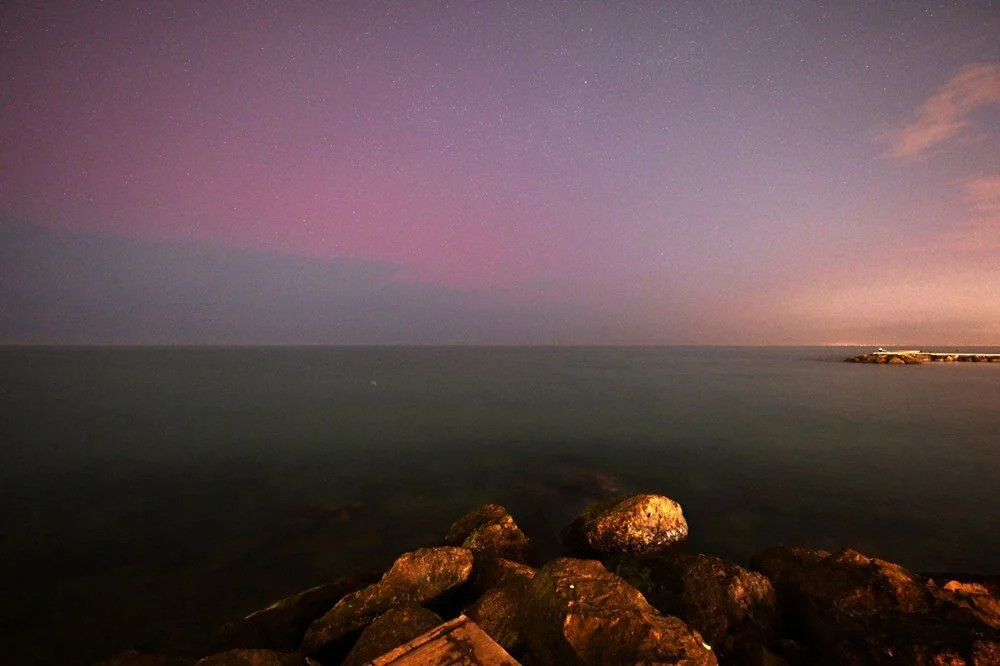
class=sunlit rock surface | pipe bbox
[562,493,689,556]
[300,546,473,656]
[521,557,717,665]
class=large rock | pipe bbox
[471,556,536,595]
[212,570,380,651]
[443,504,531,563]
[521,557,716,665]
[465,562,535,656]
[300,547,473,656]
[615,553,779,659]
[562,494,688,557]
[752,546,1000,664]
[195,650,316,666]
[341,605,442,666]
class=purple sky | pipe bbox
[2,1,999,344]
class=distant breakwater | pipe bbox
[845,350,1000,364]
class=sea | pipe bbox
[2,345,999,664]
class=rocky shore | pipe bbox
[97,494,1000,665]
[845,350,1000,364]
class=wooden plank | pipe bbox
[368,615,520,666]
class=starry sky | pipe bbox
[2,1,999,345]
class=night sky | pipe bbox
[3,1,999,345]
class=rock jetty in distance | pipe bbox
[845,348,1000,364]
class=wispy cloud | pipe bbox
[964,174,1000,214]
[901,173,1000,252]
[888,63,1000,160]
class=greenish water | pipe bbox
[2,346,999,663]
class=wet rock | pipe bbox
[562,493,688,557]
[300,546,473,656]
[195,650,316,665]
[444,504,531,563]
[212,569,381,651]
[615,552,779,659]
[465,565,535,656]
[94,651,192,666]
[521,557,716,665]
[341,604,442,666]
[751,546,1000,664]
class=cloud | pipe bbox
[898,173,1000,253]
[887,63,1000,160]
[964,174,1000,214]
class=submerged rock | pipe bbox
[752,546,1000,664]
[444,503,531,563]
[212,569,381,651]
[562,493,688,557]
[195,650,316,665]
[521,557,716,665]
[300,546,473,656]
[615,552,779,660]
[94,651,193,666]
[341,604,442,666]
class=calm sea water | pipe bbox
[2,346,999,664]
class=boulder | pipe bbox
[341,605,442,666]
[443,504,531,563]
[300,547,473,656]
[471,556,536,594]
[562,494,688,557]
[212,569,381,651]
[521,557,716,665]
[751,546,1000,664]
[615,553,779,659]
[195,650,316,666]
[465,565,535,656]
